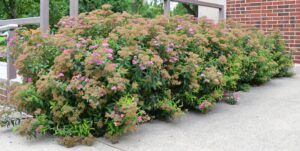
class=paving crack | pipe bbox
[97,140,128,151]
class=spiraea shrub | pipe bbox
[8,4,293,147]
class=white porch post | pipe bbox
[40,0,49,33]
[164,0,171,17]
[70,0,79,16]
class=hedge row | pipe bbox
[8,5,293,147]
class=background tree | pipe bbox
[0,0,196,30]
[182,4,198,17]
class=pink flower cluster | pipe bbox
[166,43,174,53]
[132,56,138,65]
[198,102,206,110]
[26,77,33,83]
[102,42,109,47]
[176,25,184,31]
[76,74,90,83]
[8,37,16,46]
[76,37,88,48]
[137,116,143,122]
[234,93,241,102]
[58,72,65,78]
[63,49,72,55]
[111,86,118,91]
[89,44,99,49]
[139,64,146,70]
[106,48,113,60]
[188,28,195,35]
[169,56,178,63]
[88,52,104,65]
[131,56,154,71]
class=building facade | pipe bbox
[226,0,300,63]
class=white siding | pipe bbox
[197,0,226,23]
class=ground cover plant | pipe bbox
[4,5,293,147]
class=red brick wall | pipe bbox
[226,0,300,63]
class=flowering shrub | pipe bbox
[8,5,293,147]
[222,91,240,105]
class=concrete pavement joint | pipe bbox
[97,140,128,151]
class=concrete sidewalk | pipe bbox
[1,66,300,151]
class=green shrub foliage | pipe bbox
[8,5,293,147]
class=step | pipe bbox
[0,62,22,102]
[0,62,22,83]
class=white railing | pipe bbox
[0,0,79,33]
[0,1,49,33]
[0,24,18,83]
[0,24,18,101]
[0,0,79,101]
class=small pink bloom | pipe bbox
[27,77,33,83]
[176,25,184,31]
[79,38,87,44]
[92,52,99,57]
[169,57,178,63]
[80,76,86,81]
[102,42,109,47]
[88,60,94,65]
[8,37,16,46]
[224,92,229,97]
[75,74,82,79]
[200,73,205,77]
[139,64,146,70]
[36,44,42,47]
[107,53,113,60]
[106,48,113,54]
[147,61,154,65]
[234,94,240,102]
[95,59,104,65]
[63,49,72,55]
[132,56,138,65]
[112,63,117,68]
[137,116,143,122]
[89,44,98,49]
[58,72,64,77]
[132,59,138,65]
[43,34,49,38]
[199,102,206,109]
[76,43,82,48]
[166,47,173,53]
[111,86,118,91]
[188,28,195,35]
